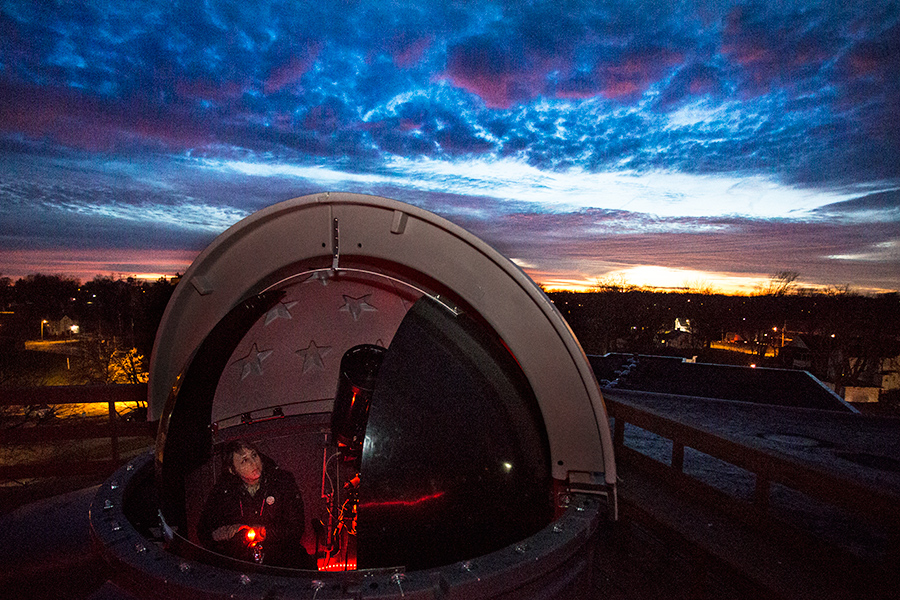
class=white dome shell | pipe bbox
[149,192,614,484]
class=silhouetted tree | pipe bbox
[132,277,177,357]
[13,274,80,337]
[755,271,800,297]
[0,275,12,311]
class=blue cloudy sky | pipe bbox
[1,0,899,293]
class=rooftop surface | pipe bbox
[589,353,853,412]
[600,388,900,599]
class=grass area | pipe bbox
[709,341,777,358]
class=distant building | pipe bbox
[846,352,900,394]
[881,355,900,392]
[755,332,900,403]
[47,315,80,336]
[674,318,692,332]
[780,336,813,370]
[843,386,880,403]
[656,318,702,350]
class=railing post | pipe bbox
[108,397,120,463]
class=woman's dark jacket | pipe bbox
[197,454,313,569]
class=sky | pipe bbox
[1,1,899,294]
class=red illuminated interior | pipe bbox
[316,446,360,571]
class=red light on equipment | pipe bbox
[319,561,358,572]
[244,527,266,546]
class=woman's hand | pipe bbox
[211,524,249,542]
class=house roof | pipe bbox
[589,353,854,412]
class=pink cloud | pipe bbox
[555,86,601,100]
[688,72,718,94]
[721,7,833,96]
[0,82,216,152]
[595,47,684,99]
[440,38,547,109]
[0,248,197,282]
[390,33,432,68]
[174,78,244,103]
[264,43,321,95]
[302,102,345,134]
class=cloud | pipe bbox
[594,45,685,100]
[721,4,838,96]
[4,1,898,186]
[655,63,728,110]
[264,43,321,95]
[1,1,899,292]
[200,152,886,221]
[0,247,197,280]
[387,31,433,69]
[472,209,900,290]
[834,19,900,156]
[441,36,543,109]
[812,188,900,221]
[0,80,218,153]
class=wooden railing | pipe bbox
[604,392,900,564]
[0,384,157,480]
[4,382,897,561]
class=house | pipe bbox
[46,315,80,336]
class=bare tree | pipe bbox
[72,338,147,387]
[108,347,149,386]
[683,279,717,295]
[755,271,800,296]
[591,273,636,293]
[822,284,853,296]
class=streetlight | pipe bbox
[40,319,48,340]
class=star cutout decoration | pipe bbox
[236,343,273,380]
[296,341,332,374]
[339,294,377,321]
[264,301,298,326]
[308,271,332,286]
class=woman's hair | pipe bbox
[220,438,261,475]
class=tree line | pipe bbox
[547,284,900,394]
[0,273,177,388]
[2,272,898,395]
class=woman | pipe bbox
[198,439,315,569]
